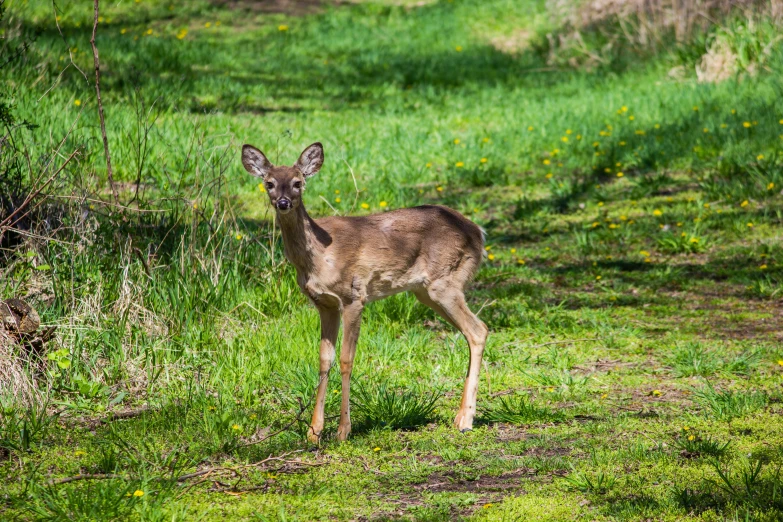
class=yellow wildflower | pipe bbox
[453,138,460,144]
[335,197,341,203]
[373,447,380,452]
[760,264,768,270]
[278,25,288,31]
[379,201,387,207]
[543,159,551,165]
[426,162,432,168]
[455,161,464,167]
[488,254,495,261]
[743,121,751,128]
[455,46,463,52]
[653,209,663,216]
[74,100,81,106]
[133,490,144,497]
[361,203,369,209]
[510,248,516,253]
[517,259,525,265]
[747,222,754,228]
[480,157,488,164]
[616,172,624,177]
[652,390,662,397]
[688,435,695,441]
[545,172,553,179]
[741,200,749,207]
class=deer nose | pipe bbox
[276,198,292,211]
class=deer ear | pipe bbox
[295,142,324,178]
[242,145,272,178]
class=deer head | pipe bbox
[241,142,324,214]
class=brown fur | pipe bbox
[242,142,488,442]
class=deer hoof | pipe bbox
[336,426,351,442]
[460,427,473,434]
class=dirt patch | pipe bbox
[414,467,536,494]
[210,0,326,15]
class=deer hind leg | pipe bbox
[309,306,340,444]
[422,282,488,432]
[337,302,363,441]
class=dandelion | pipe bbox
[747,222,754,228]
[576,134,582,140]
[760,264,768,270]
[232,424,240,430]
[629,115,635,121]
[609,223,619,229]
[177,29,187,39]
[683,426,690,431]
[527,126,534,131]
[361,203,369,209]
[517,259,525,265]
[133,490,144,497]
[780,119,783,124]
[690,238,699,244]
[561,136,568,142]
[743,121,751,128]
[592,222,599,228]
[436,186,443,192]
[483,137,490,143]
[731,109,736,114]
[596,275,602,280]
[335,197,341,203]
[74,99,81,106]
[510,248,517,253]
[547,387,555,392]
[121,28,127,34]
[592,141,600,147]
[653,209,663,216]
[542,159,551,165]
[145,28,153,35]
[235,233,243,240]
[485,245,492,251]
[488,254,495,261]
[640,250,650,257]
[597,202,604,207]
[425,162,432,168]
[652,390,662,397]
[676,222,682,227]
[681,232,687,237]
[373,447,380,452]
[777,360,783,366]
[455,161,464,168]
[688,435,695,441]
[600,393,608,399]
[204,22,211,28]
[455,45,463,52]
[757,154,765,160]
[74,450,86,456]
[604,167,611,173]
[741,200,749,207]
[617,172,624,177]
[635,130,645,135]
[621,106,628,112]
[484,504,493,509]
[654,123,661,129]
[619,141,626,146]
[453,138,460,144]
[249,413,257,420]
[278,24,288,31]
[720,123,727,128]
[480,157,487,164]
[693,106,699,111]
[545,172,553,179]
[768,182,775,190]
[379,201,387,207]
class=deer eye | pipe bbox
[265,182,274,191]
[292,181,302,190]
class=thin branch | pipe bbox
[48,473,125,486]
[90,0,119,205]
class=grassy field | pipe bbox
[2,0,783,520]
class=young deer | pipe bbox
[242,142,488,443]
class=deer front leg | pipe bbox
[337,302,363,442]
[309,307,340,444]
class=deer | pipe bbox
[241,142,488,443]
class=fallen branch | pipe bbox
[90,0,118,205]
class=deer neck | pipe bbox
[277,203,321,274]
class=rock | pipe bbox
[1,298,41,335]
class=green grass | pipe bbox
[2,0,783,520]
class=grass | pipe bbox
[1,0,783,520]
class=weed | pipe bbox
[351,381,441,431]
[562,467,617,494]
[480,393,565,424]
[692,383,768,420]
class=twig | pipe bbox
[0,149,79,230]
[319,195,339,215]
[90,0,119,205]
[239,400,308,448]
[48,473,125,486]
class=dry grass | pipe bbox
[0,331,38,405]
